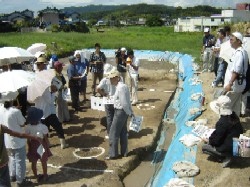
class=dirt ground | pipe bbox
[18,58,177,187]
[195,72,250,187]
[12,57,250,187]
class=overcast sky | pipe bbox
[0,0,248,14]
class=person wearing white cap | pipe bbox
[96,67,121,139]
[105,69,134,160]
[126,49,140,105]
[202,95,243,167]
[202,27,215,72]
[224,31,249,116]
[115,47,128,83]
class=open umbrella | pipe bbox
[27,69,56,102]
[0,47,34,65]
[27,43,47,55]
[0,91,18,102]
[0,70,36,93]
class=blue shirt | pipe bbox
[76,58,89,80]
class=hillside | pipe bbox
[61,4,220,20]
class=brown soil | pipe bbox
[195,72,250,187]
[19,58,177,187]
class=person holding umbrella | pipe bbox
[34,79,69,149]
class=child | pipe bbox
[0,124,42,187]
[25,107,52,182]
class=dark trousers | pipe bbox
[42,114,65,139]
[91,72,103,94]
[214,57,219,77]
[69,85,80,110]
[105,104,115,134]
[0,164,11,187]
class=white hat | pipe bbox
[210,95,232,115]
[108,68,120,79]
[103,63,114,75]
[120,47,126,51]
[232,32,243,43]
[204,27,210,32]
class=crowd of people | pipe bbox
[201,26,250,166]
[0,42,141,186]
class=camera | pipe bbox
[115,48,121,58]
[237,74,245,85]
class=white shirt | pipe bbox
[113,82,133,116]
[128,57,140,75]
[25,123,48,137]
[224,47,249,93]
[35,87,56,118]
[2,107,26,149]
[97,77,116,96]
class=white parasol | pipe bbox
[0,91,19,102]
[0,47,34,65]
[0,70,35,93]
[219,40,235,63]
[27,69,55,102]
[27,43,47,55]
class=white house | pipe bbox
[174,9,250,32]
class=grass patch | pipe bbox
[0,27,202,62]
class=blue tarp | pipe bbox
[149,54,203,187]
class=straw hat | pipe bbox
[35,57,48,64]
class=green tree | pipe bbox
[146,15,164,27]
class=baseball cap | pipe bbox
[204,27,210,32]
[121,47,126,51]
[232,32,243,43]
[108,68,120,79]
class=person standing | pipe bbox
[25,107,52,183]
[224,32,249,116]
[75,52,90,102]
[67,56,82,112]
[89,43,106,96]
[1,100,31,187]
[224,25,231,41]
[97,67,122,139]
[202,27,215,72]
[106,69,134,160]
[116,47,127,83]
[35,82,69,149]
[126,50,140,105]
[54,61,70,122]
[212,29,227,87]
[241,27,250,117]
[0,124,41,187]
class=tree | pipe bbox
[146,15,164,27]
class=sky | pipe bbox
[0,0,248,14]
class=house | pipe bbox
[38,7,60,26]
[174,9,250,32]
[21,9,34,19]
[63,11,81,22]
[96,20,106,26]
[136,18,146,25]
